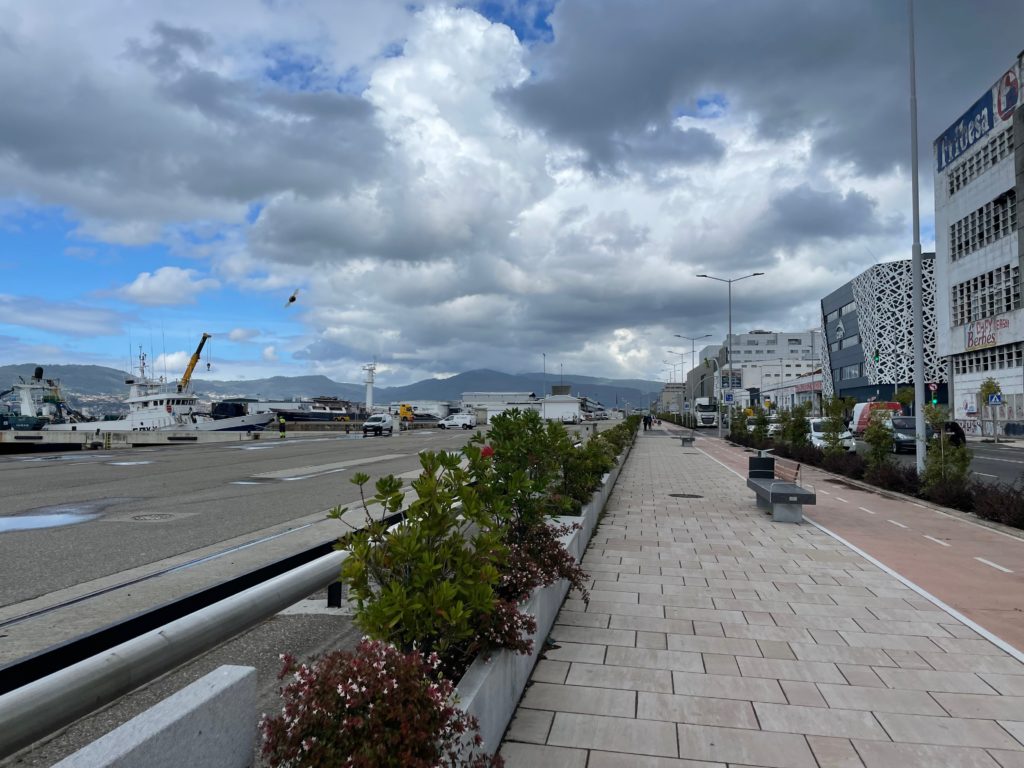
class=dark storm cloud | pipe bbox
[502,0,1024,176]
[765,184,901,241]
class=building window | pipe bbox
[787,338,801,345]
[840,363,863,380]
[949,189,1017,261]
[825,309,840,323]
[745,340,758,346]
[947,126,1014,197]
[840,301,857,316]
[951,264,1021,326]
[953,342,1024,375]
[839,334,860,350]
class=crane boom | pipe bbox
[178,333,212,392]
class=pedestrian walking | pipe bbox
[278,415,287,438]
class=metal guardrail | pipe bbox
[0,550,348,758]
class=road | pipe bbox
[0,428,479,662]
[871,438,1024,484]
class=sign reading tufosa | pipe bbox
[935,61,1020,173]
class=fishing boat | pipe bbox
[45,336,272,433]
[0,367,82,430]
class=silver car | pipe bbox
[807,418,856,452]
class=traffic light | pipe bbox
[931,395,938,405]
[873,349,880,363]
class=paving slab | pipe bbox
[499,430,1024,767]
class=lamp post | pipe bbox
[908,0,926,474]
[673,333,711,425]
[696,273,765,436]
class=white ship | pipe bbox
[46,336,272,433]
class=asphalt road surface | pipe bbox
[0,428,479,661]
[879,439,1024,485]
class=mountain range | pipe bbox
[1,364,663,414]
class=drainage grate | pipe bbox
[132,514,175,521]
[668,493,702,499]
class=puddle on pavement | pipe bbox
[0,499,127,533]
[0,512,100,532]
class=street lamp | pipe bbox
[673,333,711,424]
[696,273,765,435]
[702,356,723,437]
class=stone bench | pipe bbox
[746,456,814,523]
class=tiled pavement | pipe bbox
[498,428,1024,768]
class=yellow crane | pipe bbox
[178,333,212,392]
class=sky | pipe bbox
[2,0,1023,387]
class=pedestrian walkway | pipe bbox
[498,426,1024,768]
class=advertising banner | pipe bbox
[935,59,1019,173]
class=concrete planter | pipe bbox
[455,439,631,751]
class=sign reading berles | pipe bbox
[965,315,1011,352]
[935,60,1020,172]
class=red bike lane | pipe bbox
[685,432,1024,656]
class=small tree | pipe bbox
[921,403,972,496]
[862,408,895,471]
[781,402,811,447]
[821,396,854,456]
[752,406,770,443]
[979,377,1002,442]
[894,386,916,414]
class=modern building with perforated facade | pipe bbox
[820,256,946,405]
[933,54,1024,433]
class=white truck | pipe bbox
[693,397,719,428]
[437,413,476,430]
[362,413,395,436]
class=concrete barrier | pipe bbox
[455,439,630,751]
[53,665,256,768]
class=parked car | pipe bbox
[437,413,476,430]
[766,417,782,437]
[850,401,901,435]
[807,418,856,453]
[746,417,758,433]
[362,413,394,436]
[888,416,934,453]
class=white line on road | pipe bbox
[835,497,849,503]
[923,535,951,547]
[972,472,999,478]
[858,506,876,515]
[911,502,927,509]
[819,489,831,495]
[888,520,909,529]
[975,557,1013,573]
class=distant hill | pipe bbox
[0,363,663,412]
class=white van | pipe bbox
[362,413,395,436]
[438,413,476,430]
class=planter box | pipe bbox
[455,440,631,751]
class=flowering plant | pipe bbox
[261,639,503,768]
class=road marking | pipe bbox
[858,506,876,515]
[975,557,1013,573]
[923,535,951,547]
[819,489,831,495]
[972,472,999,478]
[911,502,927,509]
[251,454,408,480]
[835,497,849,503]
[887,520,909,529]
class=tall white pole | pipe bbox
[726,281,733,438]
[908,0,926,474]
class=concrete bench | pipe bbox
[678,432,696,447]
[746,457,814,523]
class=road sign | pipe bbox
[989,393,1003,405]
[683,403,690,412]
[724,393,734,403]
[928,382,938,392]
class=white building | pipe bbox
[683,332,822,410]
[540,394,581,423]
[460,392,539,424]
[933,54,1024,434]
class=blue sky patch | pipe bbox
[471,0,555,43]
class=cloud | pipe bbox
[3,1,1022,384]
[262,345,277,362]
[0,294,128,337]
[117,266,220,306]
[228,327,259,342]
